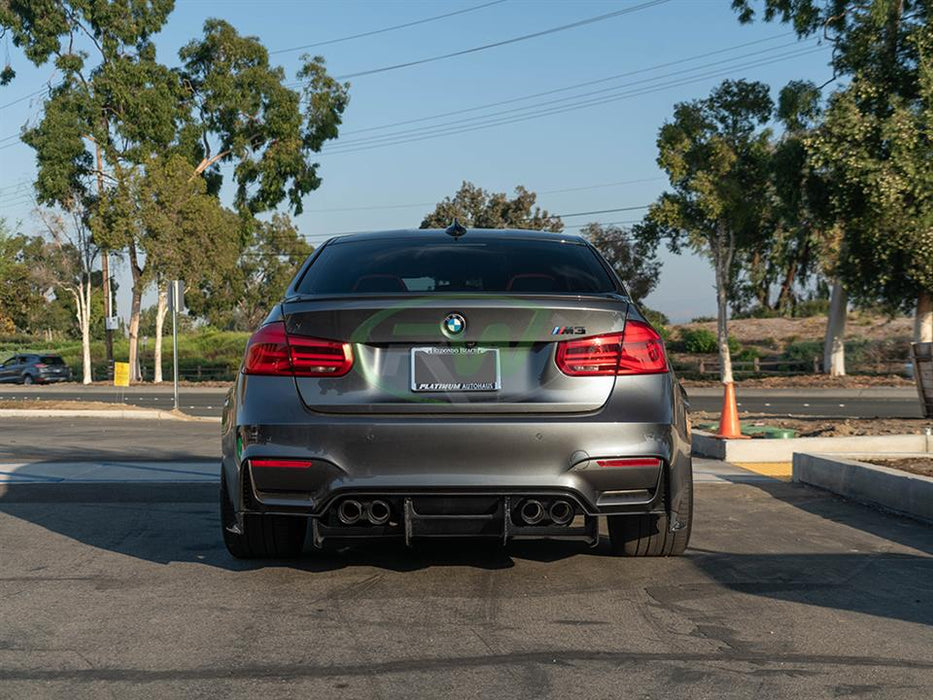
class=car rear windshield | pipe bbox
[40,356,65,365]
[296,238,617,295]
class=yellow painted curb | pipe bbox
[734,462,792,481]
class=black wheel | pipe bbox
[607,469,692,557]
[219,469,306,559]
[22,374,34,385]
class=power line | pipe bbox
[340,32,797,137]
[0,85,50,111]
[269,1,508,55]
[293,205,652,242]
[322,45,827,155]
[301,177,665,215]
[556,205,650,218]
[333,0,672,80]
[328,40,816,150]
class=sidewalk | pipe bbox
[0,460,218,483]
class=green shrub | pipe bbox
[640,307,670,327]
[682,328,718,353]
[794,298,830,317]
[784,340,822,363]
[734,305,781,319]
[736,347,760,361]
[690,315,716,323]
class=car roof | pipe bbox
[323,228,589,246]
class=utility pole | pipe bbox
[102,251,113,375]
[171,280,183,412]
[94,141,114,380]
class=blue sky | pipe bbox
[0,0,835,323]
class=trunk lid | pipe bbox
[283,295,629,414]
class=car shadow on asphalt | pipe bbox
[1,476,931,628]
[0,480,605,573]
[715,474,933,556]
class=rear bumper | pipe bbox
[36,375,70,383]
[221,372,692,535]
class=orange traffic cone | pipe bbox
[715,382,749,439]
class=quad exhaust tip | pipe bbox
[549,500,574,526]
[337,499,363,525]
[367,500,391,526]
[337,498,391,526]
[519,499,546,525]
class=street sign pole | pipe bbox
[172,280,180,412]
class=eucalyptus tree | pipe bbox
[642,79,774,384]
[184,214,312,331]
[582,223,661,302]
[421,182,563,231]
[34,206,99,384]
[770,80,848,375]
[107,155,241,382]
[1,3,349,380]
[733,0,933,342]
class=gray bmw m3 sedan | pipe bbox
[220,225,692,559]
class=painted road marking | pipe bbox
[734,462,792,481]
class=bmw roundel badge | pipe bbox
[442,313,466,336]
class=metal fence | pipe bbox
[674,357,911,377]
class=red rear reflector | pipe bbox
[554,320,667,376]
[251,459,314,469]
[243,321,353,377]
[597,458,662,468]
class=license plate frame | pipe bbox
[410,347,501,393]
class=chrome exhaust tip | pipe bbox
[549,500,574,526]
[367,499,391,526]
[519,499,546,525]
[337,499,363,525]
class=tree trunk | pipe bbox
[80,275,93,385]
[823,280,847,376]
[714,243,733,385]
[776,258,798,313]
[154,282,169,384]
[823,280,849,377]
[127,244,143,383]
[915,290,933,343]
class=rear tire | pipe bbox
[607,469,692,557]
[22,374,34,385]
[220,469,306,559]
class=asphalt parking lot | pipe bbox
[0,417,931,698]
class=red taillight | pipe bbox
[289,335,354,377]
[554,320,667,376]
[243,321,353,377]
[597,457,662,468]
[34,363,47,368]
[251,458,314,469]
[243,323,291,375]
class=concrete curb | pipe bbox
[0,408,221,423]
[685,387,916,399]
[692,430,931,462]
[793,452,933,523]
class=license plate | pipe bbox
[410,347,500,392]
